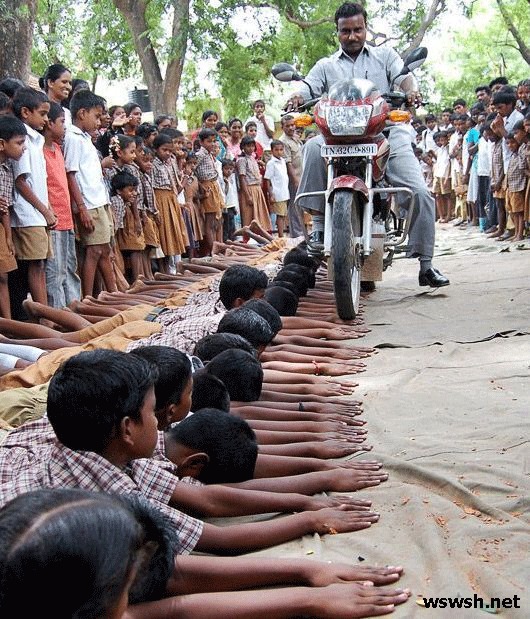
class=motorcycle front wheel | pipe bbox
[331,189,363,320]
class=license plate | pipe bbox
[321,143,377,157]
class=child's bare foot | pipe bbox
[512,235,524,242]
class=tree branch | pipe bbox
[284,8,333,30]
[400,0,446,57]
[495,0,530,65]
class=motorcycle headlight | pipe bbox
[325,104,372,135]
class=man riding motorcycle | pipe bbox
[287,1,450,289]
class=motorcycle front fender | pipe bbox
[328,176,369,203]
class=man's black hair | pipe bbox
[193,332,256,363]
[12,88,49,119]
[492,90,517,107]
[334,2,367,26]
[47,350,158,453]
[191,370,231,413]
[489,76,509,89]
[0,115,27,141]
[452,98,466,108]
[264,286,299,317]
[47,101,65,123]
[206,349,263,401]
[198,128,217,141]
[217,308,274,349]
[69,90,105,120]
[0,77,25,99]
[475,85,491,95]
[442,107,453,115]
[110,170,139,195]
[153,133,173,149]
[218,264,268,310]
[131,346,192,411]
[241,298,282,337]
[166,409,258,484]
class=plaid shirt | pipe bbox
[236,155,261,185]
[110,194,127,229]
[506,148,527,192]
[0,160,14,208]
[141,171,158,214]
[490,140,504,187]
[105,163,144,212]
[152,157,174,190]
[195,147,218,182]
[0,418,203,554]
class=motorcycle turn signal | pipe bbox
[387,110,412,123]
[294,114,314,127]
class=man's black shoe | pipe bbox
[419,268,450,287]
[361,280,376,292]
[307,230,324,257]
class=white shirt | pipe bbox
[11,124,48,228]
[224,173,239,210]
[421,126,438,153]
[215,159,225,200]
[63,107,72,128]
[245,114,275,150]
[264,156,290,202]
[502,109,524,174]
[63,125,108,210]
[432,145,450,179]
[476,136,491,176]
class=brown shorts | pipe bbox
[77,205,112,246]
[11,226,50,261]
[505,190,525,214]
[270,200,288,216]
[0,225,17,272]
[199,179,224,215]
[433,177,452,195]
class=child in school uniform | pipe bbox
[221,158,239,241]
[431,130,452,223]
[63,89,117,297]
[0,116,26,319]
[264,140,290,237]
[135,145,161,278]
[505,132,527,241]
[237,136,272,233]
[11,88,54,305]
[151,133,188,272]
[43,102,81,308]
[183,152,203,253]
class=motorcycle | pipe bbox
[272,47,428,320]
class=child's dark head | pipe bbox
[253,99,266,113]
[12,87,50,131]
[110,170,139,205]
[506,132,519,153]
[512,120,528,145]
[165,409,258,484]
[437,130,448,146]
[110,134,137,163]
[264,285,299,316]
[215,122,230,142]
[245,120,257,138]
[136,145,154,173]
[45,102,66,144]
[153,133,173,161]
[136,123,158,146]
[191,370,231,413]
[198,127,217,152]
[0,92,12,115]
[221,158,235,177]
[283,245,320,271]
[217,308,274,352]
[282,262,316,288]
[425,113,437,130]
[274,268,309,297]
[131,346,193,429]
[0,489,175,617]
[270,139,285,159]
[47,350,158,455]
[218,264,268,309]
[0,77,25,99]
[492,90,517,117]
[241,298,282,338]
[155,114,172,130]
[193,332,256,363]
[206,349,263,401]
[123,102,142,128]
[240,135,256,155]
[0,115,27,162]
[70,89,105,133]
[201,110,218,129]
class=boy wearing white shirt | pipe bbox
[264,140,290,237]
[11,88,55,306]
[244,100,275,155]
[64,90,116,297]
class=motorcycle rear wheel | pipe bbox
[331,190,363,320]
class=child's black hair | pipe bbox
[228,117,242,128]
[492,90,517,107]
[215,121,228,132]
[131,346,192,412]
[206,349,263,401]
[198,128,217,141]
[274,268,309,297]
[244,120,257,131]
[201,110,218,123]
[110,170,139,195]
[12,87,49,119]
[160,127,183,139]
[0,91,12,113]
[217,308,274,349]
[47,101,65,123]
[110,134,136,159]
[123,102,141,117]
[270,139,284,150]
[193,332,256,363]
[241,298,282,337]
[269,279,298,295]
[218,264,268,309]
[281,262,316,288]
[186,152,198,163]
[154,114,171,127]
[283,245,319,271]
[0,115,27,141]
[489,76,509,89]
[221,158,235,169]
[191,370,231,413]
[264,286,299,316]
[166,409,258,484]
[70,90,105,120]
[137,123,157,140]
[47,350,158,453]
[240,136,255,149]
[0,77,25,99]
[153,133,173,150]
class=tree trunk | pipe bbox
[496,0,530,66]
[0,0,37,80]
[112,0,189,116]
[400,0,446,58]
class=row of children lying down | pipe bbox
[0,244,412,617]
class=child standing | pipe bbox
[151,133,188,272]
[431,130,452,223]
[221,159,239,241]
[0,116,26,318]
[183,152,203,252]
[135,145,161,278]
[237,136,272,233]
[43,102,81,308]
[11,88,54,305]
[505,133,527,241]
[63,90,116,297]
[264,140,290,237]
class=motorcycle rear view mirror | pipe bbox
[398,47,428,76]
[271,63,305,82]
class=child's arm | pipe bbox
[128,199,143,237]
[66,171,94,232]
[1,212,14,256]
[15,176,57,228]
[238,174,253,206]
